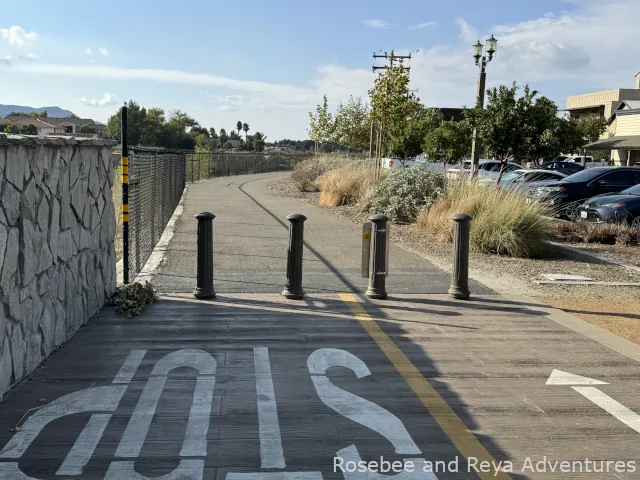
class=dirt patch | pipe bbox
[268,175,640,343]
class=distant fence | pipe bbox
[185,153,306,183]
[117,149,310,282]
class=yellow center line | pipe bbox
[338,293,511,480]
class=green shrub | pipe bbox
[367,166,445,223]
[418,180,553,257]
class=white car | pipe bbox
[448,160,523,180]
[381,156,429,169]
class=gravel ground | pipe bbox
[268,175,640,343]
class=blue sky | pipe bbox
[1,0,639,139]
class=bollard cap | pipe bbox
[286,213,307,223]
[369,213,389,223]
[195,212,216,221]
[452,213,473,223]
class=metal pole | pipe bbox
[282,213,307,300]
[448,213,472,300]
[470,65,486,178]
[121,105,130,285]
[365,214,388,299]
[194,212,216,299]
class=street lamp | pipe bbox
[470,35,498,177]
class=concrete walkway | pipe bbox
[152,173,490,295]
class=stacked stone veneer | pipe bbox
[0,134,118,398]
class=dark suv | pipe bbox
[540,161,584,175]
[529,167,640,219]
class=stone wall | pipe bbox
[0,134,118,398]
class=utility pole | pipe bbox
[372,50,411,72]
[370,50,413,178]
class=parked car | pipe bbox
[529,167,640,219]
[381,157,429,169]
[563,155,609,168]
[488,169,567,190]
[540,161,584,175]
[577,183,640,228]
[448,160,522,180]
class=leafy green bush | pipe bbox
[367,166,445,223]
[418,180,553,257]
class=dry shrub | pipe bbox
[290,154,366,192]
[418,179,554,257]
[315,167,378,207]
[554,221,640,246]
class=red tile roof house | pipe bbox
[4,116,101,137]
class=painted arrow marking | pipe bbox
[547,369,640,433]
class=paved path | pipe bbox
[152,173,490,294]
[1,293,640,479]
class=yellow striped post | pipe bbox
[121,105,130,284]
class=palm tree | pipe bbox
[236,121,242,141]
[242,123,250,143]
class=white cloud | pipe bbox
[408,21,436,30]
[364,19,394,29]
[86,47,93,54]
[0,26,38,46]
[99,48,109,56]
[455,18,478,44]
[0,57,10,66]
[77,92,118,107]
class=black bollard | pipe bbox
[365,214,388,299]
[193,212,216,299]
[282,213,307,300]
[448,213,472,300]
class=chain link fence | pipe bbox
[185,153,306,183]
[116,149,309,281]
[127,147,186,280]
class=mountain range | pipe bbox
[0,104,76,119]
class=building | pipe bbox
[567,73,640,165]
[585,106,640,166]
[4,116,102,136]
[565,73,640,138]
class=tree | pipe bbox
[219,128,228,148]
[575,114,608,144]
[139,107,167,146]
[423,119,472,165]
[332,96,370,150]
[8,111,47,117]
[209,127,217,138]
[224,140,234,150]
[467,82,564,179]
[80,124,97,134]
[368,60,434,163]
[20,124,38,135]
[190,125,210,137]
[4,123,19,134]
[106,101,147,145]
[386,105,442,160]
[168,109,197,132]
[236,121,242,142]
[242,122,249,142]
[307,95,333,154]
